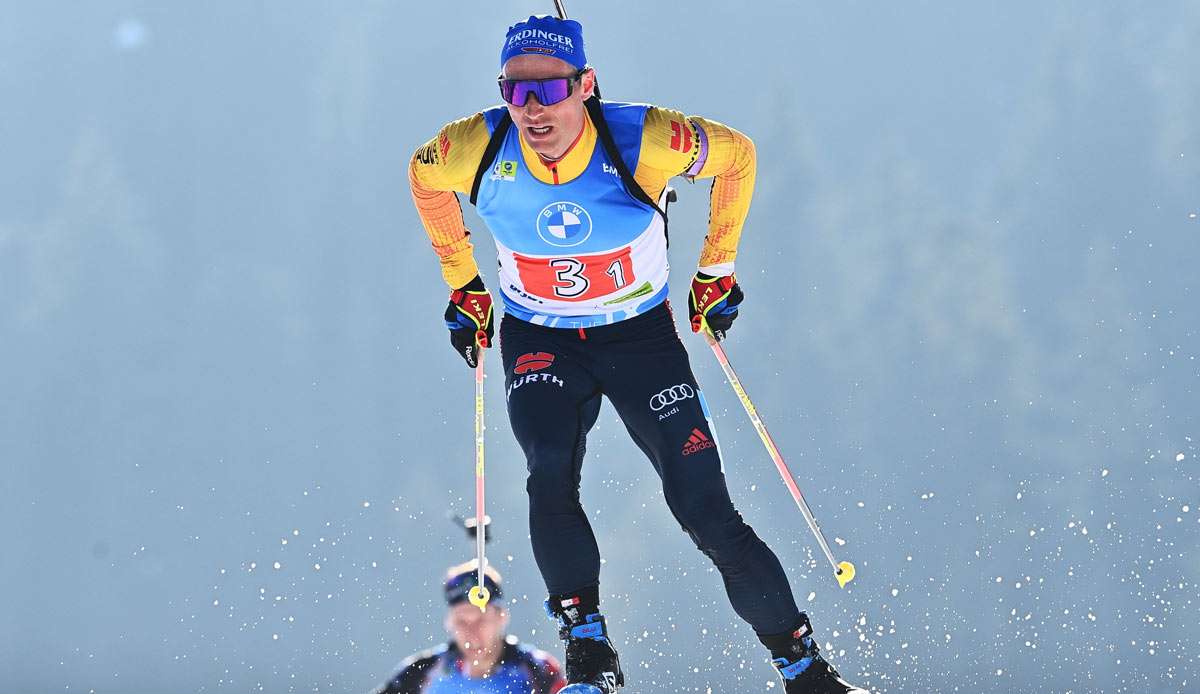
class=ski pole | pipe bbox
[693,317,856,588]
[467,331,493,610]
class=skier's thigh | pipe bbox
[501,337,599,453]
[602,346,720,466]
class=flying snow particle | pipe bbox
[1177,453,1186,462]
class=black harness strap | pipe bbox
[582,97,669,227]
[469,114,513,206]
[468,100,672,246]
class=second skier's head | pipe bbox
[443,561,509,655]
[499,15,596,160]
[444,559,503,607]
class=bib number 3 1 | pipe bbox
[515,247,635,302]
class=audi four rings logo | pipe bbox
[649,384,695,411]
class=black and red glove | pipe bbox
[444,275,494,368]
[688,272,744,341]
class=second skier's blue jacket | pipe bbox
[374,637,564,693]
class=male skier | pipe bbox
[408,14,867,694]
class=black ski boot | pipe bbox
[762,615,869,693]
[546,594,624,693]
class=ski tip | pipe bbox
[468,585,491,611]
[835,561,856,588]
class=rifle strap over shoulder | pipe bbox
[584,97,668,226]
[469,113,513,206]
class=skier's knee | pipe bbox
[525,449,581,508]
[668,489,745,548]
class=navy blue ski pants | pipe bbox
[500,302,802,636]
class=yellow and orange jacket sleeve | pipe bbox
[634,107,756,275]
[408,113,492,289]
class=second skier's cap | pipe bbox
[500,15,587,71]
[444,560,503,606]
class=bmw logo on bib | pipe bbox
[536,201,593,247]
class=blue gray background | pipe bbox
[2,2,1198,692]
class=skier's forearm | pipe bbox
[691,117,755,274]
[407,114,491,288]
[408,160,480,288]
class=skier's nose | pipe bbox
[522,94,545,114]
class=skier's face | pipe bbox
[445,602,508,655]
[501,55,595,160]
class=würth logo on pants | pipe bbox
[507,372,565,398]
[681,428,715,456]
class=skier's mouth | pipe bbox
[526,125,553,138]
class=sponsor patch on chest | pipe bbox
[491,160,518,182]
[536,201,593,247]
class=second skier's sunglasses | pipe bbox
[498,68,587,107]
